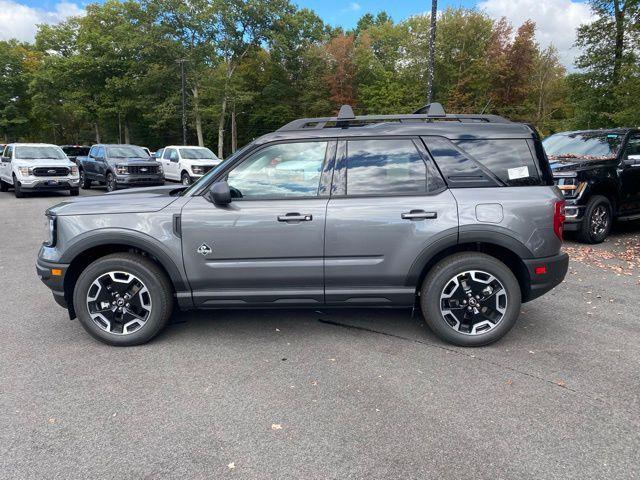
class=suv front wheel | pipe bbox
[73,253,174,346]
[420,253,521,347]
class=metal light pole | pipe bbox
[427,0,437,104]
[176,59,188,145]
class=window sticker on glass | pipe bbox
[507,166,529,180]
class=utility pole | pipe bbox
[176,59,188,145]
[427,0,438,103]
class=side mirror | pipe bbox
[207,181,231,205]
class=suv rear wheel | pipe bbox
[420,253,521,347]
[577,195,612,244]
[73,253,174,346]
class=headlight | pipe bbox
[70,165,79,176]
[554,176,585,198]
[17,167,31,176]
[191,166,204,175]
[44,215,56,247]
[116,165,129,175]
[157,163,163,173]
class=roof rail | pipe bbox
[278,104,510,131]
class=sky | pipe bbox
[0,0,595,68]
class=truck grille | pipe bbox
[201,166,214,175]
[128,165,159,175]
[32,167,70,177]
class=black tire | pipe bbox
[420,252,522,347]
[79,169,91,189]
[577,195,612,244]
[72,253,174,346]
[0,179,8,192]
[106,172,117,192]
[69,187,80,196]
[13,176,24,198]
[181,172,192,185]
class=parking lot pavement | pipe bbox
[1,189,639,480]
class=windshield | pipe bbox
[543,133,622,160]
[179,148,217,160]
[15,146,67,160]
[62,146,90,157]
[107,146,150,158]
[179,143,253,196]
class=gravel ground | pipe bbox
[1,188,639,480]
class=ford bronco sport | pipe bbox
[37,104,568,347]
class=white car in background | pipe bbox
[0,143,80,198]
[155,146,221,185]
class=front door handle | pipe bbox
[401,210,437,220]
[278,213,313,222]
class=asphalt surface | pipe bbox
[1,187,639,479]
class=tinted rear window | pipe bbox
[454,139,542,187]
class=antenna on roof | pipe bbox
[413,103,446,117]
[337,105,355,120]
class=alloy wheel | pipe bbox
[439,270,507,335]
[590,205,609,237]
[86,271,152,335]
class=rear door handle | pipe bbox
[278,213,313,222]
[401,210,437,220]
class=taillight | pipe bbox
[553,200,566,241]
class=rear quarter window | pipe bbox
[454,139,542,187]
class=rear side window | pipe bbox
[454,139,542,187]
[346,139,444,195]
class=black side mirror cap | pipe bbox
[208,181,231,205]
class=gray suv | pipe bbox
[36,104,568,347]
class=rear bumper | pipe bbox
[36,257,69,309]
[523,252,569,302]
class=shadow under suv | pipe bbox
[37,104,568,347]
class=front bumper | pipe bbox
[19,177,80,191]
[115,174,165,187]
[36,257,69,309]
[522,252,569,302]
[562,202,585,231]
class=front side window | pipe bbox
[169,149,179,162]
[155,148,164,159]
[14,146,67,160]
[5,146,13,158]
[226,141,327,199]
[346,139,439,195]
[623,135,640,159]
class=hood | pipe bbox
[549,156,617,173]
[48,185,185,216]
[111,157,155,165]
[183,158,221,167]
[13,159,75,168]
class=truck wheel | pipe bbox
[73,253,174,346]
[420,253,521,347]
[69,187,80,196]
[106,172,117,192]
[0,179,8,192]
[181,172,192,185]
[577,195,612,244]
[13,176,24,198]
[79,169,91,189]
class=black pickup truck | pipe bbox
[543,128,640,243]
[76,144,164,192]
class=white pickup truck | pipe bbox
[0,143,80,198]
[154,146,221,185]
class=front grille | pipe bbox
[32,167,70,177]
[128,165,159,175]
[201,166,214,175]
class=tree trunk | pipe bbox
[612,0,625,87]
[218,96,227,159]
[94,122,101,143]
[193,84,204,147]
[231,106,237,154]
[124,117,131,144]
